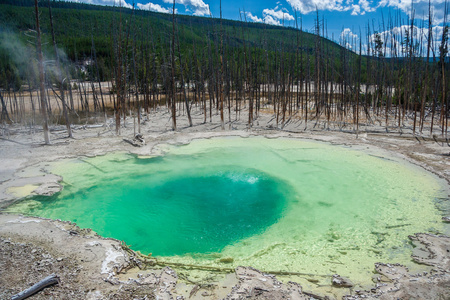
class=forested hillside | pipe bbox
[0,0,331,86]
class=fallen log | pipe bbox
[11,274,60,300]
[123,138,142,147]
[123,134,145,147]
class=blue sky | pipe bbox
[66,0,448,54]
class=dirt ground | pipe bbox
[0,106,449,299]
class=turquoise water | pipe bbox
[30,167,290,256]
[9,136,446,287]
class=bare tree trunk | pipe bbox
[171,0,177,131]
[421,2,432,133]
[35,0,50,144]
[219,0,225,130]
[0,90,12,123]
[11,274,60,300]
[115,10,124,134]
[48,0,72,138]
[91,35,106,115]
[131,34,141,134]
[356,30,362,136]
[442,56,447,137]
[175,24,192,127]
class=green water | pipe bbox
[9,137,447,287]
[28,167,289,256]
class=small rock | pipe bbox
[86,241,102,247]
[332,274,354,288]
[219,257,234,264]
[33,182,62,196]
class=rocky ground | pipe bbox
[0,108,449,299]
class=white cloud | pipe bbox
[370,24,448,56]
[246,6,294,27]
[286,0,378,15]
[246,12,263,23]
[359,0,376,12]
[246,12,282,26]
[262,8,295,21]
[264,15,282,26]
[162,0,210,16]
[137,2,172,14]
[61,0,209,15]
[286,0,349,14]
[341,28,359,41]
[378,0,448,24]
[341,28,364,52]
[378,0,414,13]
[351,5,361,15]
[65,0,133,9]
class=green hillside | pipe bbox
[0,0,349,90]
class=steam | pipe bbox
[0,29,73,89]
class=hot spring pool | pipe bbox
[9,136,447,287]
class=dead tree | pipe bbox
[0,90,12,123]
[175,20,193,127]
[35,0,50,144]
[420,1,433,133]
[171,0,177,130]
[11,274,60,300]
[439,23,449,137]
[48,0,72,138]
[219,0,225,129]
